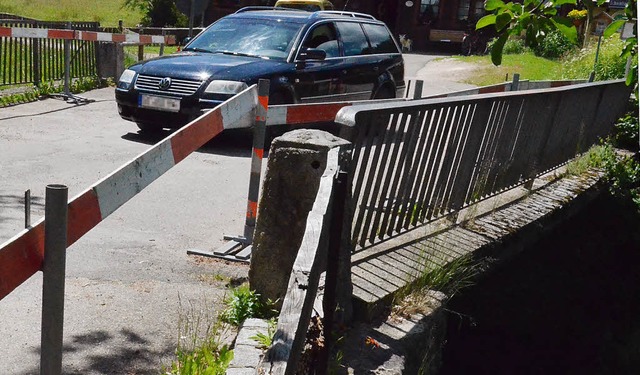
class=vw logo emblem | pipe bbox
[158,77,172,90]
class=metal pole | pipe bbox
[40,184,68,375]
[188,0,195,38]
[243,79,270,241]
[25,189,31,228]
[589,34,603,82]
[64,22,71,98]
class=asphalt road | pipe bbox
[0,52,473,374]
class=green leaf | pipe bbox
[476,14,497,29]
[491,33,508,65]
[496,12,513,30]
[485,0,506,11]
[551,16,577,44]
[553,0,577,6]
[603,19,625,38]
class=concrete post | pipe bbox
[249,130,351,309]
[96,43,124,81]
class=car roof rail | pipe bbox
[314,11,376,20]
[235,6,305,13]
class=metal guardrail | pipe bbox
[336,79,632,251]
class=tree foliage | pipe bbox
[123,0,188,27]
[479,0,637,87]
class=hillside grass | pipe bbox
[0,0,143,27]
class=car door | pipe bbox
[292,22,346,103]
[334,21,378,101]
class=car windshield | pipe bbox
[184,17,304,60]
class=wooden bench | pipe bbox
[429,29,466,43]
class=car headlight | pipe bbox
[204,80,248,95]
[117,69,137,90]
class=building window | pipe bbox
[420,0,439,24]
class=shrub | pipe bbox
[487,36,530,55]
[534,30,577,59]
[612,98,640,152]
[561,37,627,80]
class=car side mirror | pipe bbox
[299,47,326,61]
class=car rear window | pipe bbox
[335,22,369,57]
[186,17,304,60]
[362,23,399,54]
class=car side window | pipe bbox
[362,23,399,54]
[335,22,370,57]
[302,23,340,58]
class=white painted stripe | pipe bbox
[93,141,176,219]
[151,35,165,44]
[265,106,287,126]
[96,32,113,42]
[125,34,140,43]
[220,86,259,129]
[12,27,47,39]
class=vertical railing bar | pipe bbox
[350,113,388,248]
[418,106,453,222]
[414,107,447,222]
[385,109,421,236]
[395,109,429,231]
[467,99,500,201]
[401,108,436,229]
[431,103,470,216]
[358,112,401,246]
[374,112,412,240]
[485,98,518,194]
[425,105,460,220]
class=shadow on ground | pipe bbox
[21,328,174,375]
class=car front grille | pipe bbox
[135,75,203,96]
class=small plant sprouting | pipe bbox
[249,318,277,349]
[219,284,276,327]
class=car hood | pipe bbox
[132,52,291,82]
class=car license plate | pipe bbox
[139,94,180,112]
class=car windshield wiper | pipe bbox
[183,47,212,53]
[215,50,263,59]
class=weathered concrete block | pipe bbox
[96,42,124,80]
[249,129,350,306]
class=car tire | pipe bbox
[373,85,395,100]
[136,122,161,133]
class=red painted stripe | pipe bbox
[550,81,570,88]
[478,85,506,94]
[246,201,258,220]
[254,147,264,159]
[0,27,12,37]
[112,34,126,43]
[140,35,152,44]
[166,35,176,45]
[48,29,74,40]
[0,222,45,300]
[67,189,103,246]
[171,110,224,163]
[286,103,350,124]
[81,31,98,41]
[259,95,269,111]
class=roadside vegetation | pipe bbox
[0,0,143,27]
[163,283,276,374]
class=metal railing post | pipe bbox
[63,22,71,98]
[25,189,31,228]
[40,184,69,375]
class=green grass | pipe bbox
[453,52,564,86]
[453,35,629,86]
[0,0,144,27]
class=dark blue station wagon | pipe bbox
[115,8,405,131]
